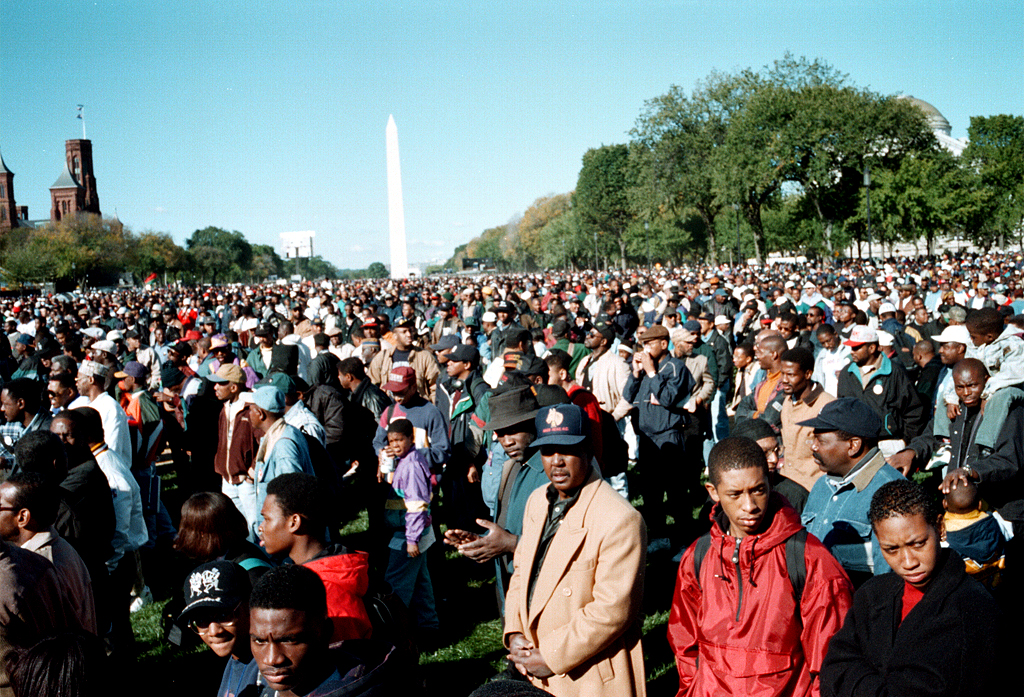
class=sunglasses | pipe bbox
[188,602,242,634]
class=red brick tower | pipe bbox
[0,147,16,232]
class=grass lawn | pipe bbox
[130,467,684,696]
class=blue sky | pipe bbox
[1,1,1020,270]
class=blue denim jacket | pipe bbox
[802,449,905,576]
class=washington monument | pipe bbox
[386,114,409,278]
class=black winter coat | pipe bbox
[820,550,1003,697]
[836,354,927,441]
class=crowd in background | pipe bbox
[0,249,1019,696]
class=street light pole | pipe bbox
[645,220,651,269]
[864,164,873,262]
[733,204,741,268]
[594,229,599,275]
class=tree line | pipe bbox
[440,54,1024,271]
[0,220,392,288]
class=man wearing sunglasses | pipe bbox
[179,560,258,697]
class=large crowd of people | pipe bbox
[0,249,1019,696]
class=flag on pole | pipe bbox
[144,272,158,285]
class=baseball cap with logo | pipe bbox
[877,302,898,315]
[382,366,416,392]
[532,404,589,447]
[843,325,879,346]
[177,561,251,626]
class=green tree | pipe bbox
[366,261,389,278]
[961,115,1024,248]
[251,244,284,281]
[864,149,961,255]
[630,71,750,265]
[186,227,253,283]
[575,144,634,270]
[129,231,189,282]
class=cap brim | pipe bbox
[113,371,130,379]
[176,596,238,624]
[382,381,413,392]
[842,340,867,347]
[532,434,588,448]
[795,415,837,430]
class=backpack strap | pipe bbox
[692,532,713,589]
[693,528,806,616]
[786,528,808,611]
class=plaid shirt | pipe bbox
[0,412,48,469]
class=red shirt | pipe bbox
[901,581,926,623]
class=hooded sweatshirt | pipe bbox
[304,544,372,643]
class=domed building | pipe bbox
[897,95,967,156]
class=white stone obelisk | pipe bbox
[386,115,409,278]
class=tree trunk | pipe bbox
[619,234,627,271]
[743,206,764,265]
[809,195,834,256]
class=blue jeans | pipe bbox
[222,478,260,542]
[703,386,730,463]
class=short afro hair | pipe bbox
[266,473,329,535]
[2,378,42,415]
[14,431,68,484]
[386,418,414,440]
[4,471,59,527]
[780,347,814,373]
[965,308,1002,337]
[707,436,769,486]
[249,564,327,619]
[868,479,942,530]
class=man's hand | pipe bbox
[940,467,978,494]
[406,542,420,558]
[639,351,657,377]
[888,449,916,476]
[508,634,554,679]
[946,402,961,421]
[443,528,479,547]
[631,353,643,378]
[466,464,481,484]
[451,520,517,563]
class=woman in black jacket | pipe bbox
[821,479,1003,697]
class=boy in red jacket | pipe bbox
[668,437,853,697]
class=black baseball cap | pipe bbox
[796,398,882,439]
[178,561,251,625]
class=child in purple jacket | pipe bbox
[383,418,438,636]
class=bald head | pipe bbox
[912,340,934,368]
[953,357,988,381]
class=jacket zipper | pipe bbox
[733,537,743,622]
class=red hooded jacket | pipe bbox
[668,494,853,697]
[304,546,372,643]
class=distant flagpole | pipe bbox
[76,105,86,139]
